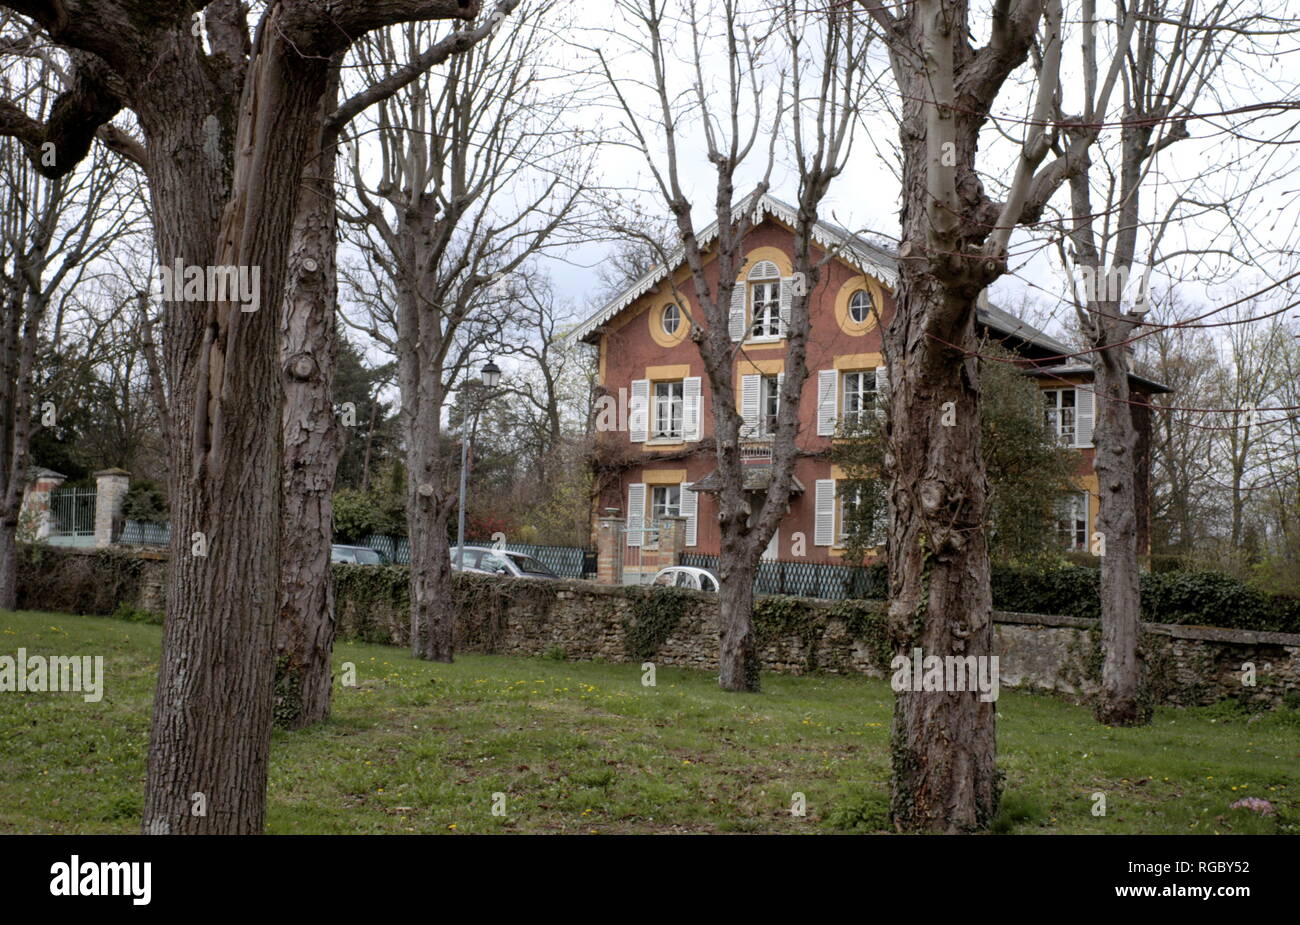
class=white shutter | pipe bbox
[778,277,792,337]
[814,479,835,546]
[874,365,889,421]
[740,374,760,438]
[626,483,646,546]
[817,369,838,436]
[680,482,698,546]
[729,284,745,341]
[629,378,649,443]
[1075,386,1095,447]
[682,376,702,442]
[776,372,785,422]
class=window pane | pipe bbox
[751,282,780,337]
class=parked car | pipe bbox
[650,566,719,592]
[450,545,561,580]
[331,544,390,565]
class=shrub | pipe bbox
[332,488,404,543]
[988,563,1300,633]
[16,545,148,616]
[121,480,168,524]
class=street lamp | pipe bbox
[455,360,501,569]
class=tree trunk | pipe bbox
[402,366,456,661]
[142,21,331,835]
[0,517,16,610]
[275,66,343,731]
[716,550,757,692]
[885,275,999,833]
[407,489,455,662]
[1092,349,1148,726]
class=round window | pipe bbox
[662,303,681,335]
[849,289,873,324]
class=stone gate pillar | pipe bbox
[596,515,624,585]
[93,468,131,547]
[20,468,66,540]
[657,515,686,572]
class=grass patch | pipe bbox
[1,609,1297,834]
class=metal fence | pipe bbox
[679,553,886,600]
[111,523,594,579]
[119,520,171,545]
[50,487,96,537]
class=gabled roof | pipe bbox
[1022,363,1174,395]
[571,191,1170,393]
[569,192,897,344]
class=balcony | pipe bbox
[740,439,773,464]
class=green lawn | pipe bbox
[1,608,1297,834]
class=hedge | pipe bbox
[15,544,154,618]
[990,565,1300,634]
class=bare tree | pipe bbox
[856,0,1140,829]
[0,41,138,605]
[1055,0,1285,725]
[1142,293,1223,556]
[597,0,864,691]
[340,3,591,661]
[0,0,482,835]
[275,3,522,730]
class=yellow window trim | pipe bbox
[649,303,690,348]
[737,357,786,376]
[642,469,688,485]
[646,364,692,381]
[833,352,883,371]
[834,276,886,336]
[737,246,793,279]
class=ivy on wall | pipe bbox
[622,586,689,660]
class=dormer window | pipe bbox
[1044,388,1077,444]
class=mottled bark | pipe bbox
[884,271,999,833]
[1092,352,1148,725]
[276,65,343,731]
[716,552,757,691]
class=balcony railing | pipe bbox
[740,439,773,463]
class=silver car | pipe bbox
[450,545,561,580]
[331,544,390,565]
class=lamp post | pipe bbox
[455,360,502,569]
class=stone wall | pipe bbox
[16,545,1300,709]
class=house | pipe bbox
[570,193,1170,583]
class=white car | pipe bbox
[650,566,719,592]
